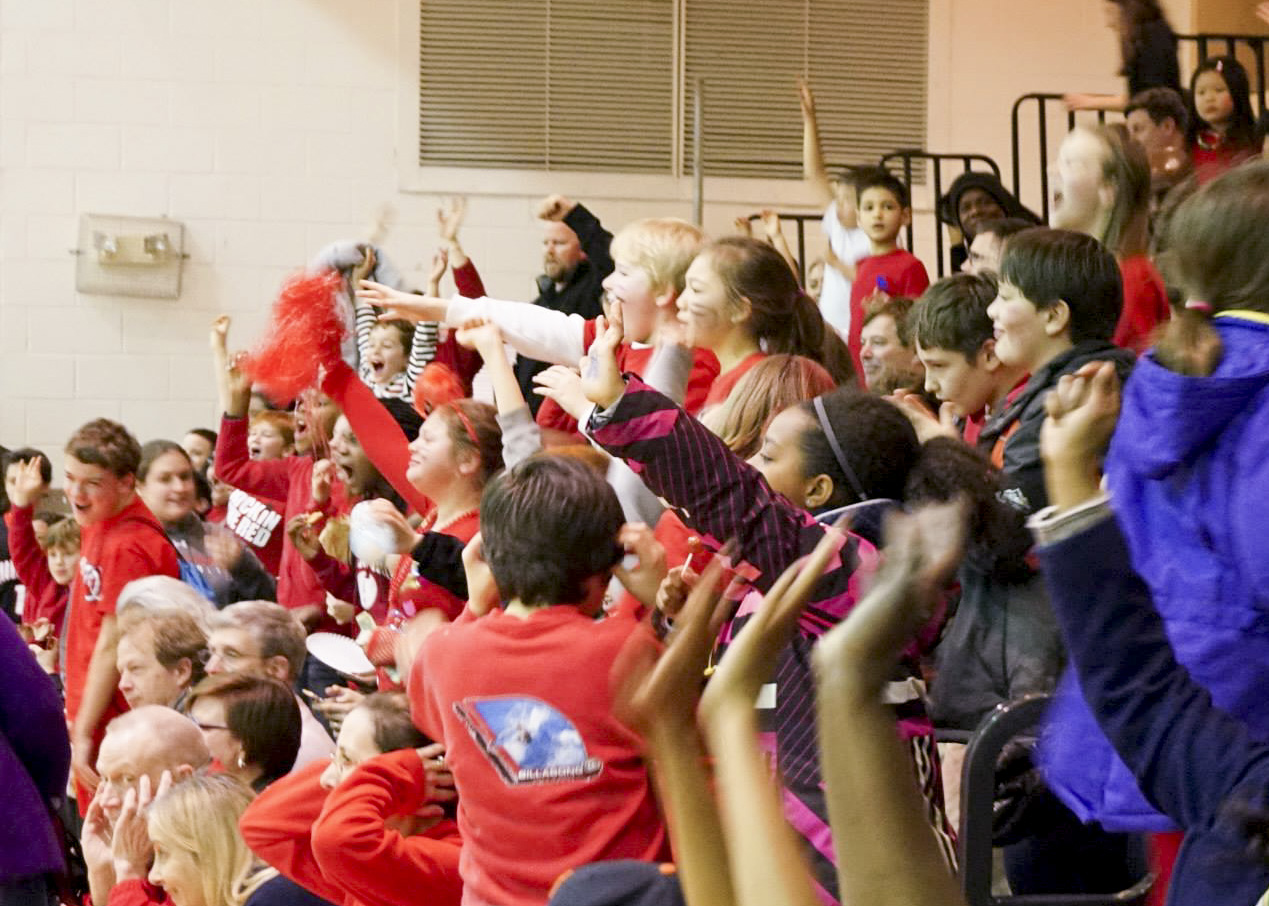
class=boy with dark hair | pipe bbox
[409,456,666,906]
[847,166,930,375]
[980,228,1134,514]
[61,419,181,810]
[909,273,1029,445]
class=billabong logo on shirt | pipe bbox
[80,559,103,602]
[454,695,602,785]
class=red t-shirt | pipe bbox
[410,606,667,906]
[848,249,930,373]
[65,496,180,748]
[1114,255,1171,354]
[703,350,767,408]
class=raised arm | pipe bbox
[4,458,58,613]
[800,79,833,207]
[455,320,542,468]
[813,506,967,906]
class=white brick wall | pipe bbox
[0,0,1143,477]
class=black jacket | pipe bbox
[978,341,1135,515]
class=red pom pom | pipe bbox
[242,270,346,405]
[413,361,466,419]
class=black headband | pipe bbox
[812,396,869,505]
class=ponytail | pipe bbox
[1156,161,1269,377]
[1152,305,1223,376]
[782,291,856,385]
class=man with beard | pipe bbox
[514,195,613,416]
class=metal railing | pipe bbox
[882,150,1002,278]
[1011,32,1269,221]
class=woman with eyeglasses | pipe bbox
[186,673,301,793]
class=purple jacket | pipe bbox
[1041,314,1269,831]
[0,614,71,880]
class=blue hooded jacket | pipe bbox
[1041,314,1269,830]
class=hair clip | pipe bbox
[1185,299,1214,314]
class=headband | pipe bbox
[812,396,869,504]
[447,402,480,447]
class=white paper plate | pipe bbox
[305,632,375,677]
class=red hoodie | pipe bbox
[241,756,463,906]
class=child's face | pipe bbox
[1051,129,1107,234]
[987,280,1053,371]
[602,258,660,344]
[320,706,382,790]
[677,253,734,351]
[64,456,135,527]
[181,433,213,475]
[859,315,923,391]
[857,186,909,248]
[367,326,408,384]
[747,406,816,508]
[963,232,1004,275]
[1194,70,1234,129]
[916,342,998,416]
[829,178,856,224]
[47,544,79,586]
[138,450,196,525]
[247,422,290,461]
[295,391,340,455]
[407,411,461,494]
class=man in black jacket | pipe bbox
[516,194,614,415]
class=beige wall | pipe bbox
[1,0,1165,470]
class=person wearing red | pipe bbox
[213,352,343,633]
[1114,254,1171,353]
[3,455,76,641]
[847,168,931,377]
[241,694,462,906]
[409,457,667,906]
[61,419,181,814]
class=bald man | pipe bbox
[84,706,210,906]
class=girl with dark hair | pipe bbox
[678,237,856,405]
[1187,56,1261,182]
[1065,0,1179,111]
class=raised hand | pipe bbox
[733,216,754,238]
[204,523,245,572]
[888,391,959,444]
[7,457,47,508]
[356,280,448,323]
[797,77,817,121]
[111,773,168,883]
[362,498,420,555]
[1040,361,1121,467]
[759,209,782,242]
[581,303,626,408]
[532,366,590,422]
[454,318,505,356]
[210,315,231,354]
[535,194,576,221]
[426,247,450,297]
[437,197,466,243]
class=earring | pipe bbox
[237,753,246,770]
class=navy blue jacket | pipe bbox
[1038,508,1269,906]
